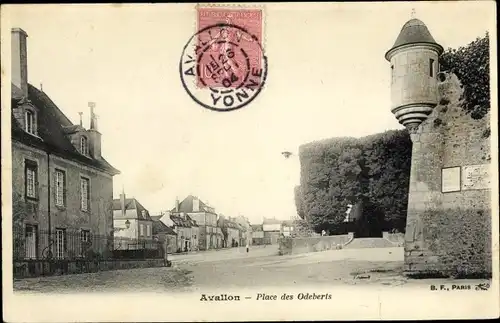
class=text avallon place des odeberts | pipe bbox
[200,292,333,301]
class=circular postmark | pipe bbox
[180,23,268,112]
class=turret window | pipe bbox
[80,136,88,156]
[25,110,35,135]
[391,65,395,84]
[429,58,435,77]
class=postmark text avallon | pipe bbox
[180,7,267,112]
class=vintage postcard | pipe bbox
[1,2,499,322]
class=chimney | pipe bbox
[120,190,126,217]
[89,102,97,130]
[193,197,200,212]
[175,197,180,212]
[87,102,102,159]
[11,28,29,98]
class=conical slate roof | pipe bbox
[385,18,443,60]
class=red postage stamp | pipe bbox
[180,5,267,112]
[196,6,264,89]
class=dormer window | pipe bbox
[25,110,35,135]
[80,136,88,156]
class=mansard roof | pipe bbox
[170,213,198,227]
[172,195,216,214]
[11,84,120,176]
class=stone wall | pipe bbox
[383,232,405,245]
[252,237,270,245]
[278,235,350,255]
[404,72,492,277]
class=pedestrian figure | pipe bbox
[246,242,249,253]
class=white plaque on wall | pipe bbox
[462,164,491,190]
[442,166,461,193]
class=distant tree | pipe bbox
[440,32,490,119]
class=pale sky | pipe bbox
[5,2,494,224]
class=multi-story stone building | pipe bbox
[151,217,178,254]
[234,215,252,246]
[152,210,199,253]
[172,195,219,250]
[251,224,265,245]
[262,217,282,245]
[220,216,241,247]
[11,28,120,261]
[112,192,154,250]
[170,213,193,252]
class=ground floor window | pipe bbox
[55,228,66,259]
[25,224,38,259]
[81,229,91,256]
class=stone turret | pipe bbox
[386,17,492,278]
[385,18,443,131]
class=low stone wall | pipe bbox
[278,235,350,255]
[98,259,166,271]
[14,258,166,279]
[383,232,405,245]
[252,238,271,245]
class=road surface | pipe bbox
[13,246,487,293]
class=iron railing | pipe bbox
[13,228,163,261]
